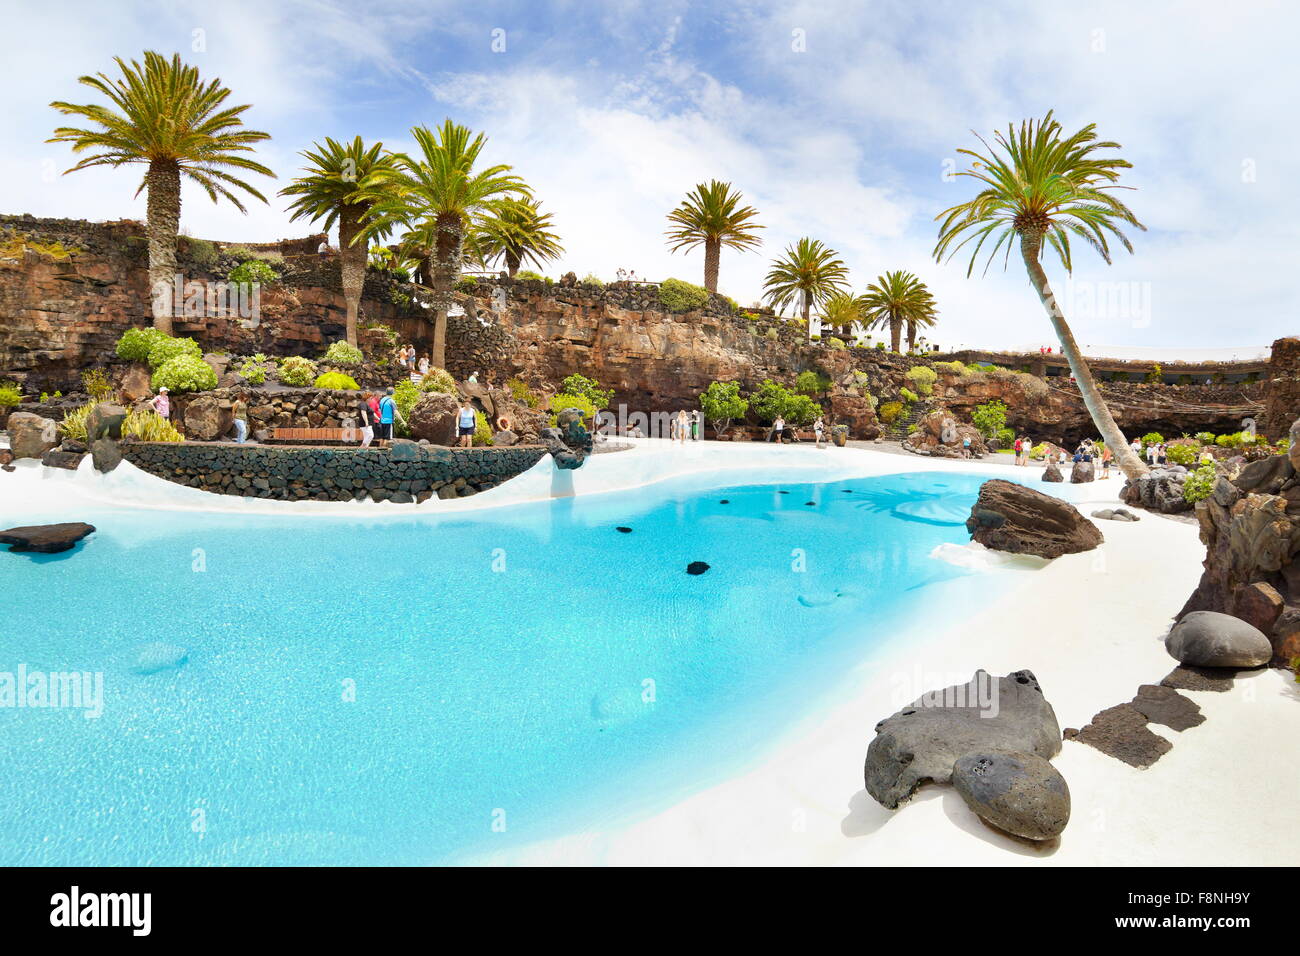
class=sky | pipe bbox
[1,0,1295,353]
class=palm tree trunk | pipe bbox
[431,210,463,370]
[1020,233,1148,480]
[338,204,365,347]
[506,251,520,279]
[703,237,721,293]
[890,315,902,353]
[146,159,181,334]
[906,321,916,353]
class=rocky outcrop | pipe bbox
[7,411,59,459]
[951,750,1070,841]
[90,437,122,473]
[1120,466,1193,514]
[1069,459,1095,483]
[1041,462,1064,482]
[1179,439,1300,665]
[0,522,95,553]
[864,669,1061,809]
[965,479,1103,558]
[1166,610,1273,668]
[901,409,986,458]
[541,406,593,469]
[407,392,459,445]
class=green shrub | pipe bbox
[454,276,478,293]
[765,328,779,341]
[658,277,710,313]
[228,259,277,287]
[122,407,183,442]
[82,368,114,400]
[419,367,457,394]
[146,335,202,370]
[1165,439,1200,466]
[828,337,847,350]
[875,342,886,350]
[1030,442,1052,459]
[558,373,612,409]
[580,273,604,288]
[314,371,360,390]
[906,365,938,396]
[151,355,217,393]
[58,402,94,441]
[548,392,596,423]
[393,380,421,436]
[699,381,748,435]
[749,379,796,424]
[795,370,832,395]
[184,238,219,269]
[473,410,493,446]
[1145,363,1164,384]
[809,334,821,342]
[115,327,169,363]
[972,399,1008,439]
[0,383,21,407]
[238,360,266,385]
[323,340,363,367]
[515,269,545,281]
[506,377,539,409]
[784,393,820,426]
[1182,462,1217,504]
[278,356,318,387]
[878,401,904,424]
[996,426,1015,446]
[933,360,967,375]
[900,387,919,404]
[1140,431,1165,447]
[1194,431,1216,444]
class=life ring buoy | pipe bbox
[495,415,511,431]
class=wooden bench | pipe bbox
[267,427,361,445]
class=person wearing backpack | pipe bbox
[377,387,397,446]
[1013,436,1023,465]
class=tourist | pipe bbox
[772,415,785,444]
[357,393,375,448]
[468,371,479,384]
[1130,437,1143,459]
[1013,435,1023,465]
[692,409,703,441]
[676,409,689,443]
[814,416,825,448]
[317,239,329,259]
[231,391,249,444]
[1146,442,1158,467]
[1157,442,1168,466]
[377,387,396,446]
[151,386,170,420]
[417,355,429,376]
[1101,444,1113,478]
[456,400,476,448]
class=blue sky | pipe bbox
[1,0,1294,354]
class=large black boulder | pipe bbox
[0,522,96,553]
[951,750,1071,841]
[966,479,1102,558]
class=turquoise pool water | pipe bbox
[0,469,1044,865]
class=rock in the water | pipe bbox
[90,438,122,473]
[1129,684,1205,731]
[1070,460,1095,483]
[407,392,459,445]
[615,526,632,533]
[686,561,710,575]
[951,750,1070,841]
[540,407,594,470]
[864,669,1061,809]
[965,479,1102,559]
[7,411,59,460]
[0,522,95,553]
[1166,610,1271,667]
[1041,462,1063,482]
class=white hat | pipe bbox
[159,387,169,393]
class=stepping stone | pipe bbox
[615,526,632,533]
[0,522,96,554]
[1064,703,1172,769]
[686,561,710,575]
[1160,665,1236,693]
[719,500,729,504]
[804,501,815,506]
[1129,684,1205,732]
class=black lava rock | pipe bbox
[686,561,710,575]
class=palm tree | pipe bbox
[367,120,529,368]
[48,51,273,334]
[280,137,402,346]
[475,198,564,278]
[665,180,764,293]
[860,271,937,353]
[934,111,1148,479]
[818,291,865,340]
[762,238,849,336]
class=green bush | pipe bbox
[783,393,820,426]
[1140,431,1165,447]
[1165,439,1200,466]
[455,276,478,293]
[323,340,363,367]
[238,360,266,385]
[933,360,967,375]
[146,335,202,371]
[1030,442,1052,459]
[278,356,318,387]
[122,407,183,442]
[795,370,832,395]
[58,402,94,441]
[996,426,1015,446]
[151,355,216,393]
[699,380,748,434]
[1183,462,1217,504]
[900,387,919,404]
[1194,431,1216,444]
[515,269,546,281]
[658,277,710,313]
[878,401,904,424]
[749,379,796,424]
[473,410,493,446]
[558,373,612,409]
[184,238,219,269]
[506,377,539,409]
[0,383,21,407]
[875,342,886,350]
[828,337,847,350]
[906,365,938,396]
[972,399,1008,439]
[548,392,596,423]
[580,273,604,288]
[228,258,277,287]
[393,380,421,436]
[419,367,457,394]
[314,371,360,390]
[115,326,169,363]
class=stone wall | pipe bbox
[120,441,547,502]
[1260,337,1300,440]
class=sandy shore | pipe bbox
[5,438,1294,865]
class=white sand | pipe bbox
[4,439,1295,865]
